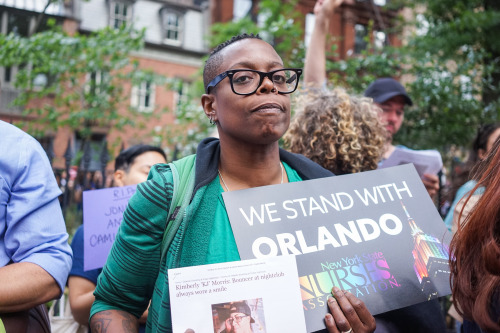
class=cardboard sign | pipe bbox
[168,256,307,333]
[223,164,451,333]
[82,185,136,271]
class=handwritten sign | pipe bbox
[82,185,136,271]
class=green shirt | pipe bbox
[207,162,302,264]
[91,161,302,333]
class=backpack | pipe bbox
[160,154,196,263]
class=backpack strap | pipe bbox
[160,154,196,263]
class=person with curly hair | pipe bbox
[284,88,386,175]
[305,0,441,200]
[449,136,500,333]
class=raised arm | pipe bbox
[304,0,344,87]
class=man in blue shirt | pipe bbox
[0,121,72,327]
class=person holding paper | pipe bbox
[90,33,376,333]
[68,145,166,329]
[449,137,500,333]
[363,79,441,199]
[304,0,446,332]
[303,0,440,200]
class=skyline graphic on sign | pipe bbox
[402,201,451,300]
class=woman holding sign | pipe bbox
[90,34,375,333]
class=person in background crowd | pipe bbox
[67,144,166,331]
[304,0,440,200]
[450,137,500,333]
[363,78,440,199]
[303,0,446,332]
[0,120,73,331]
[90,33,376,333]
[443,123,500,232]
[284,88,386,175]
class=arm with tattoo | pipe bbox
[90,310,139,333]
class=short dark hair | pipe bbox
[203,33,262,93]
[114,144,166,172]
[473,123,500,155]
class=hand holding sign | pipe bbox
[223,164,451,332]
[325,287,376,333]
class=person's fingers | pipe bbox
[422,174,439,186]
[422,175,439,199]
[329,287,356,332]
[325,311,340,333]
[343,291,376,331]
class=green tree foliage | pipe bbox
[210,0,306,67]
[394,0,500,151]
[161,0,500,158]
[0,22,168,144]
[160,78,212,158]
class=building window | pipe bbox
[3,67,13,84]
[32,73,48,90]
[6,11,32,37]
[0,11,33,88]
[162,9,183,45]
[374,30,387,50]
[304,13,316,46]
[174,80,191,110]
[74,132,107,175]
[131,81,155,112]
[354,24,368,54]
[233,0,252,20]
[109,1,131,29]
[85,71,109,96]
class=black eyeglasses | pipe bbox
[206,68,302,95]
[227,314,249,324]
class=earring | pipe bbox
[209,115,216,125]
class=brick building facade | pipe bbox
[1,0,401,174]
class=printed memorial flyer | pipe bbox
[82,185,136,271]
[168,255,307,333]
[223,164,452,333]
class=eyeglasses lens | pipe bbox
[231,70,298,94]
[228,315,247,324]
